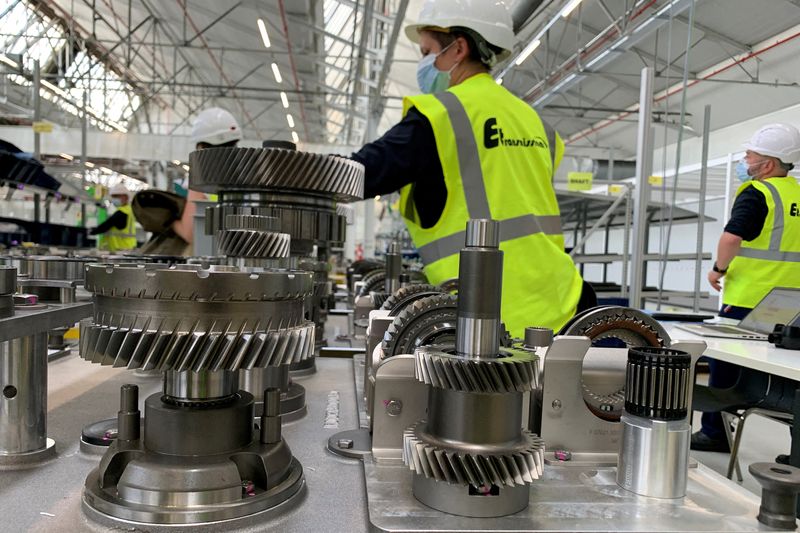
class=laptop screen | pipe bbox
[739,287,800,334]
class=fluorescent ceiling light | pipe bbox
[84,161,95,168]
[291,131,299,144]
[271,63,282,84]
[0,54,18,68]
[59,153,73,161]
[257,19,271,48]
[182,164,190,172]
[172,160,181,165]
[561,0,582,17]
[280,91,289,108]
[100,166,113,174]
[515,39,541,66]
[286,114,295,128]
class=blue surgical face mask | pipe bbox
[735,159,767,183]
[416,42,457,94]
[734,161,751,183]
[111,198,122,207]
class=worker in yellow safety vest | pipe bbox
[90,183,137,252]
[693,123,800,454]
[350,0,592,336]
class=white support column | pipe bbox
[629,67,655,309]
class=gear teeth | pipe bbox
[560,306,670,348]
[224,214,278,231]
[380,284,446,315]
[217,229,291,258]
[79,321,315,371]
[189,147,364,202]
[357,269,386,297]
[415,347,538,393]
[382,294,458,358]
[403,423,545,487]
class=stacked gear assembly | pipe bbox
[190,142,364,360]
[213,211,307,420]
[79,263,313,526]
[402,219,544,518]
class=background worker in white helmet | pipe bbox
[693,123,800,454]
[90,183,137,252]
[171,107,242,247]
[350,0,591,337]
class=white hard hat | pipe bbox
[191,107,243,146]
[404,0,515,64]
[743,123,800,163]
[110,183,129,197]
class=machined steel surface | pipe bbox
[0,356,367,532]
[384,242,402,295]
[0,300,93,343]
[0,266,16,295]
[189,147,364,201]
[16,256,93,281]
[617,414,690,499]
[364,459,766,532]
[0,332,56,466]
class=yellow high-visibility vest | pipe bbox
[399,73,583,336]
[724,176,800,308]
[107,203,137,252]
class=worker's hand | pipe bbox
[707,270,723,292]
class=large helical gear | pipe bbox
[381,294,457,358]
[189,147,364,201]
[80,320,314,371]
[415,346,538,394]
[80,264,315,371]
[403,422,545,488]
[380,283,446,316]
[559,305,671,422]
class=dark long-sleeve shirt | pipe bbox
[724,187,768,241]
[90,209,128,235]
[351,107,446,229]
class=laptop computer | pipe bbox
[674,287,800,340]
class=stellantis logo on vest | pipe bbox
[483,118,547,150]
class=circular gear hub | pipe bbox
[559,306,671,422]
[381,294,457,358]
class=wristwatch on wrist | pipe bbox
[712,262,728,274]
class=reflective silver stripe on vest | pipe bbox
[761,180,784,251]
[542,119,557,168]
[738,180,794,262]
[417,214,563,264]
[738,248,800,262]
[435,92,491,219]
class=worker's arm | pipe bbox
[351,107,442,198]
[707,186,767,291]
[171,189,203,244]
[90,210,128,235]
[708,232,742,291]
